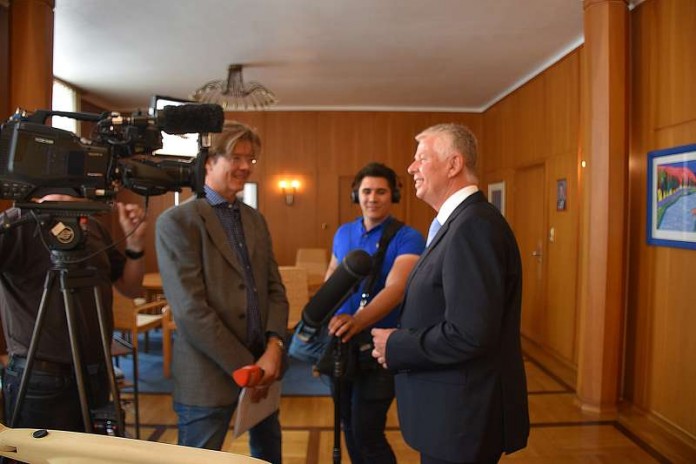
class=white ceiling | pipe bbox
[53,0,587,113]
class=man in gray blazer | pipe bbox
[156,121,288,463]
[372,123,529,464]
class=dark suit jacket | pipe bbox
[156,197,288,407]
[386,191,529,462]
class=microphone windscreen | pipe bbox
[301,249,372,328]
[158,104,224,134]
[232,365,264,387]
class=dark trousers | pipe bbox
[3,355,109,432]
[335,367,396,464]
[421,453,502,464]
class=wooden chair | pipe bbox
[111,291,166,436]
[111,336,141,438]
[279,266,309,331]
[111,291,166,354]
[161,305,177,379]
[295,248,328,296]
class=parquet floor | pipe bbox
[125,358,688,463]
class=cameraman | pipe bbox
[0,194,146,431]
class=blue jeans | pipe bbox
[173,401,282,463]
[335,367,396,464]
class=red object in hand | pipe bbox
[232,365,264,387]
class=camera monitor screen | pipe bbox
[150,95,199,157]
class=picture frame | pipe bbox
[646,143,696,250]
[487,181,505,216]
[237,182,258,209]
[556,178,567,211]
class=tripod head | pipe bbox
[4,201,112,266]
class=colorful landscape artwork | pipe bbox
[647,144,696,250]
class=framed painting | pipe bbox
[556,178,567,211]
[647,143,696,250]
[488,181,505,216]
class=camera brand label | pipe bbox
[51,222,75,244]
[33,137,54,145]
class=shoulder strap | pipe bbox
[362,218,404,299]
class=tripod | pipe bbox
[329,337,348,464]
[8,207,124,436]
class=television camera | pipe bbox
[0,103,224,202]
[0,103,224,437]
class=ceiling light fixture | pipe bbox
[191,64,278,111]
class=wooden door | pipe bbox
[513,164,546,344]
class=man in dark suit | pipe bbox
[371,123,529,464]
[156,121,288,462]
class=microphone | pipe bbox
[297,249,372,340]
[157,104,224,134]
[232,365,264,387]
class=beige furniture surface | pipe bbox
[294,248,328,296]
[278,266,310,331]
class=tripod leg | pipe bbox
[92,285,127,437]
[9,271,57,427]
[60,272,94,432]
[332,338,344,464]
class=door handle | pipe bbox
[531,247,543,263]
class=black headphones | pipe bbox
[350,162,401,204]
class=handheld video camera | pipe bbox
[0,102,224,202]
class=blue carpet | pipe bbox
[115,331,330,396]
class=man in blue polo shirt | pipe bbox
[326,162,425,464]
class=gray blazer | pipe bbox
[156,197,288,407]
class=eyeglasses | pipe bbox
[226,155,258,166]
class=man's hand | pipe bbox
[116,202,147,249]
[328,313,365,343]
[371,328,396,369]
[249,339,284,403]
[254,338,284,385]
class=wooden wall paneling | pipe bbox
[545,50,581,158]
[649,121,696,437]
[1,2,9,119]
[262,112,319,265]
[338,175,362,227]
[314,113,343,253]
[625,0,696,442]
[498,95,519,169]
[8,0,54,113]
[650,248,696,439]
[624,0,657,409]
[385,112,441,226]
[544,153,580,366]
[482,105,503,174]
[515,77,547,167]
[543,47,581,367]
[655,0,696,129]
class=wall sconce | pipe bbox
[279,179,300,206]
